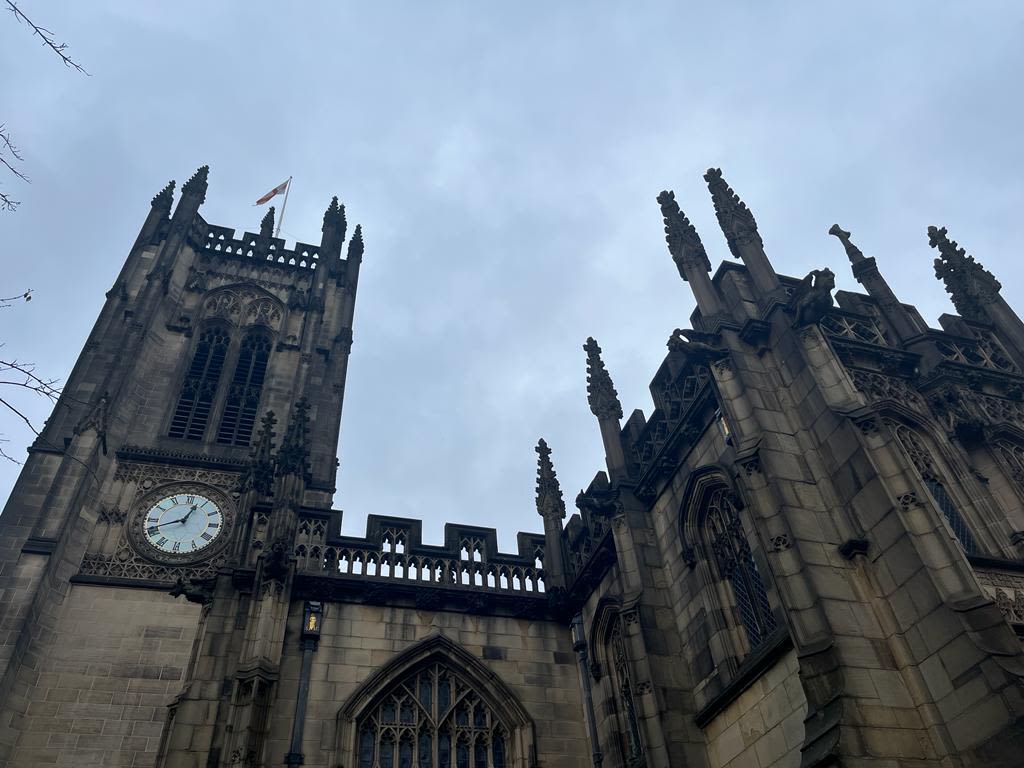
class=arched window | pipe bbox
[217,332,272,446]
[356,661,509,768]
[995,439,1024,492]
[891,423,978,553]
[702,487,777,650]
[168,326,230,440]
[606,614,644,766]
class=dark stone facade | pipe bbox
[1,166,1023,767]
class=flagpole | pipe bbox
[274,176,292,238]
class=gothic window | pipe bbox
[356,661,510,768]
[891,423,978,553]
[606,615,644,767]
[216,332,272,446]
[168,326,230,440]
[703,487,777,650]
[995,439,1024,492]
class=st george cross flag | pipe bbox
[256,179,289,205]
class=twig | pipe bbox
[5,1,89,75]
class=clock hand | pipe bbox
[157,516,189,527]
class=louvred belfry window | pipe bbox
[168,327,230,440]
[705,487,777,650]
[892,423,978,553]
[356,661,510,768]
[217,332,271,446]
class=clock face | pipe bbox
[143,493,223,555]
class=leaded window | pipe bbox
[217,332,271,446]
[169,327,230,440]
[607,615,644,767]
[704,487,777,650]
[356,662,509,768]
[892,423,978,553]
[995,439,1024,492]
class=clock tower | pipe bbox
[0,166,363,767]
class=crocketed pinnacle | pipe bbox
[181,165,209,203]
[535,439,566,520]
[260,206,275,238]
[323,196,347,240]
[704,167,762,258]
[276,398,311,478]
[151,180,175,213]
[828,224,866,264]
[242,411,277,496]
[347,224,364,263]
[928,225,1001,321]
[584,337,623,421]
[657,190,711,276]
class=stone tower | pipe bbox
[2,165,1024,768]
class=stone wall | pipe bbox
[703,649,806,768]
[9,584,199,768]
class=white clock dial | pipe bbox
[143,493,223,554]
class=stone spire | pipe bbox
[535,439,566,520]
[151,180,175,214]
[584,337,622,421]
[242,411,277,496]
[322,196,347,240]
[181,165,209,204]
[929,226,1001,321]
[276,398,311,478]
[347,224,364,264]
[828,224,866,264]
[260,206,275,239]
[704,167,762,258]
[657,190,711,276]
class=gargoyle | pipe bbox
[788,268,835,327]
[666,328,724,360]
[169,576,216,605]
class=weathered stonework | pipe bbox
[2,168,1024,768]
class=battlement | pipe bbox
[188,216,322,271]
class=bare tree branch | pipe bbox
[5,1,89,75]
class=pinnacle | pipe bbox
[323,195,347,240]
[584,337,623,421]
[703,167,761,257]
[260,206,275,237]
[657,189,710,274]
[928,225,1001,319]
[151,180,175,210]
[347,224,364,262]
[828,224,865,264]
[535,438,565,520]
[181,165,209,203]
[276,398,311,478]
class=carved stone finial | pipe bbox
[657,190,710,276]
[276,399,311,478]
[241,411,277,495]
[181,165,209,203]
[584,337,623,421]
[151,180,175,213]
[535,439,566,520]
[260,206,275,238]
[347,225,364,263]
[703,167,762,257]
[828,224,865,264]
[323,196,347,240]
[928,225,1001,321]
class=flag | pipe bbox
[256,179,289,205]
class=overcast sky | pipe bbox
[2,2,1023,550]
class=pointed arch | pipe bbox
[168,323,230,440]
[336,633,535,768]
[216,328,272,446]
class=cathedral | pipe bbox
[1,164,1024,768]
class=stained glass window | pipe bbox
[356,662,509,768]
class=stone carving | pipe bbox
[897,492,919,511]
[276,398,311,478]
[657,189,711,275]
[246,298,282,330]
[666,328,724,361]
[73,391,109,455]
[584,337,623,421]
[929,226,1001,322]
[849,370,926,411]
[704,168,762,257]
[240,412,277,496]
[770,534,792,551]
[828,224,866,264]
[788,268,836,327]
[113,461,240,492]
[535,439,566,520]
